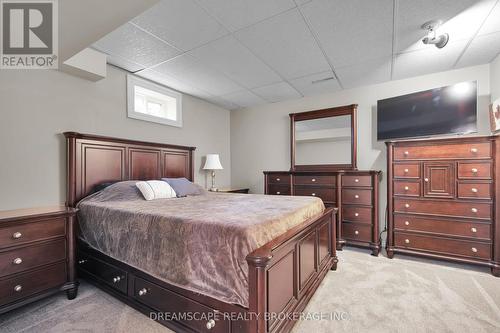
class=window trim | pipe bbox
[127,74,183,127]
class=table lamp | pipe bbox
[203,154,223,191]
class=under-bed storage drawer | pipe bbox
[77,253,127,294]
[134,277,230,333]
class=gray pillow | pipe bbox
[161,178,202,197]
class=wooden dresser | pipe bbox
[386,136,500,276]
[264,170,381,255]
[0,206,78,314]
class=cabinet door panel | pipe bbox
[423,162,455,198]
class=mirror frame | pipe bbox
[290,104,357,171]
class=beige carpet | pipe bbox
[1,249,499,333]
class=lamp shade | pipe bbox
[203,154,223,170]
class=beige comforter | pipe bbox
[77,181,324,307]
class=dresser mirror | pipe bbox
[290,105,357,171]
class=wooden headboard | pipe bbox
[65,132,195,207]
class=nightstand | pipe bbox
[216,188,250,194]
[0,206,78,314]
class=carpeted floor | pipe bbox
[1,249,499,333]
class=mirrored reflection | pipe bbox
[295,115,352,165]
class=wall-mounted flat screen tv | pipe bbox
[377,81,477,140]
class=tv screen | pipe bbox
[377,81,477,140]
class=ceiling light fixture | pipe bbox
[421,20,449,49]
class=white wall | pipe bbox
[0,65,231,210]
[231,64,491,235]
[491,54,500,102]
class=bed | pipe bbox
[65,132,338,333]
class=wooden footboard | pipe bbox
[247,207,338,333]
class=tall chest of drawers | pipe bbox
[0,207,79,314]
[386,136,500,276]
[264,170,381,255]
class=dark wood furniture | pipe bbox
[65,132,338,333]
[264,170,381,255]
[0,206,78,314]
[386,136,500,277]
[216,188,250,194]
[291,104,357,171]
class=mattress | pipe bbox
[76,181,325,307]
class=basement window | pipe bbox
[127,74,182,127]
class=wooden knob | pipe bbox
[471,227,477,233]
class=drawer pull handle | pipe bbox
[471,168,478,173]
[138,288,148,296]
[354,230,359,235]
[276,178,280,181]
[471,188,478,193]
[424,178,429,182]
[12,232,22,239]
[311,178,316,182]
[78,259,87,265]
[13,257,22,265]
[354,194,359,199]
[405,221,410,226]
[405,203,410,208]
[404,151,409,156]
[311,193,316,196]
[206,319,216,330]
[276,191,281,195]
[470,148,478,153]
[404,169,409,173]
[471,247,478,253]
[471,227,477,233]
[471,208,478,213]
[354,213,359,217]
[404,186,409,191]
[14,285,22,292]
[405,239,410,244]
[355,178,359,183]
[112,276,122,283]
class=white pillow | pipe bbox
[136,180,177,201]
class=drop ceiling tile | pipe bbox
[107,54,144,73]
[336,58,392,89]
[204,96,241,110]
[252,81,301,102]
[289,71,341,96]
[136,69,213,99]
[456,31,500,68]
[295,0,312,5]
[479,2,500,35]
[93,23,181,67]
[188,35,282,89]
[152,54,243,96]
[131,0,228,51]
[395,0,488,53]
[234,9,330,80]
[196,0,296,32]
[300,0,393,68]
[393,40,468,80]
[221,90,266,108]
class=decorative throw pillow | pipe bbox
[162,178,202,197]
[136,180,177,201]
